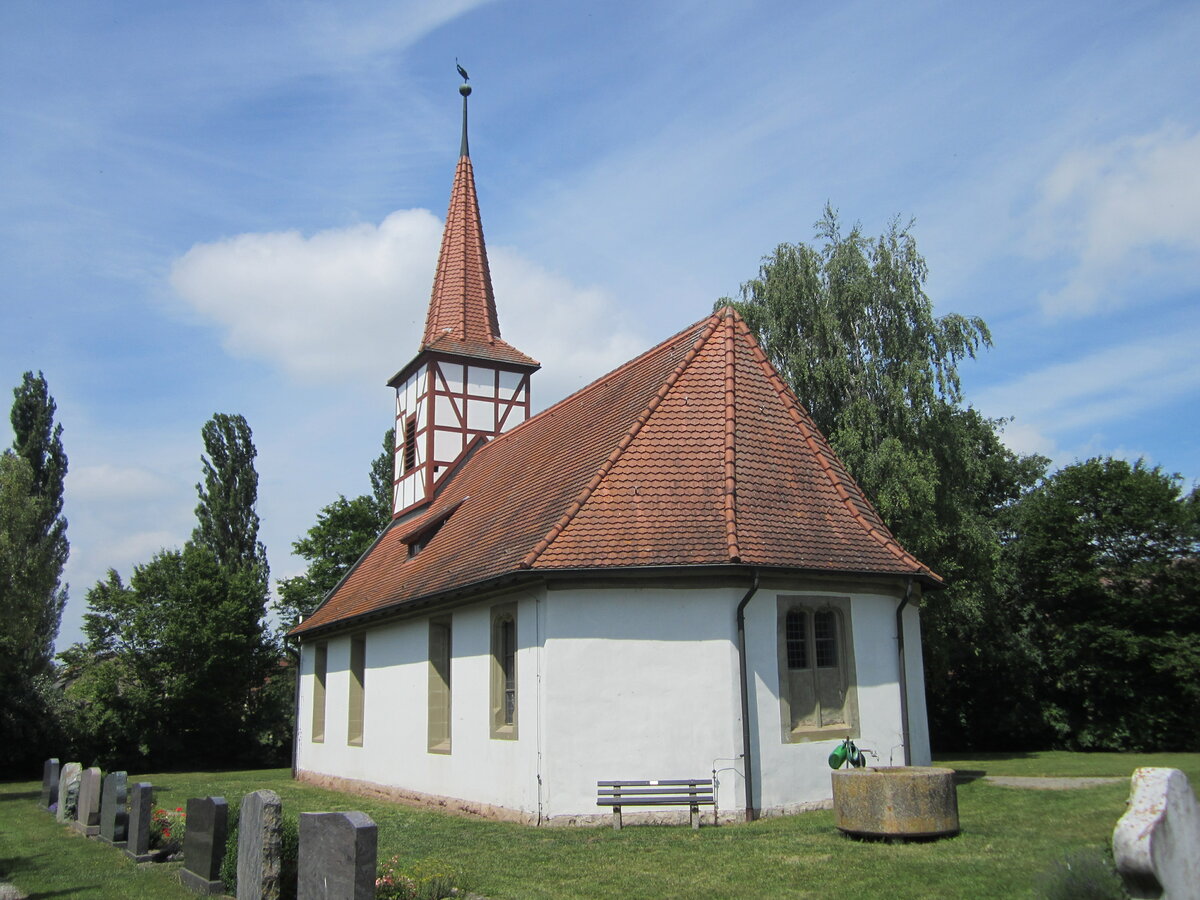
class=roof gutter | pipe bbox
[735,568,760,822]
[896,577,914,766]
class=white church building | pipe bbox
[289,82,939,824]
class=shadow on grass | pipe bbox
[27,890,102,899]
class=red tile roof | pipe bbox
[419,154,538,370]
[292,307,938,638]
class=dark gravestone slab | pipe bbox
[237,789,282,900]
[40,758,60,811]
[72,767,103,836]
[298,811,377,900]
[57,762,82,823]
[125,782,155,862]
[99,771,128,846]
[181,797,228,894]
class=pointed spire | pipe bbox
[422,72,500,348]
[418,74,538,369]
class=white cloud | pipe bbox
[974,332,1200,463]
[68,463,170,501]
[1028,125,1200,315]
[168,210,647,407]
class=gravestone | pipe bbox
[298,811,377,900]
[237,790,282,900]
[56,762,82,823]
[40,758,59,811]
[98,771,128,846]
[72,766,103,836]
[1113,767,1200,899]
[124,782,155,862]
[180,796,228,895]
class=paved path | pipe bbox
[985,775,1125,790]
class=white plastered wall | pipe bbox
[295,576,932,821]
[295,586,543,816]
[538,585,747,820]
[745,583,928,813]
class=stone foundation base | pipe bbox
[70,822,99,837]
[294,769,828,826]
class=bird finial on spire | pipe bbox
[456,60,471,157]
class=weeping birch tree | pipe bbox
[723,207,1047,748]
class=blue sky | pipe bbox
[3,1,1198,651]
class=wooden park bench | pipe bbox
[597,778,715,830]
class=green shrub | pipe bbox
[376,856,469,900]
[1034,848,1127,900]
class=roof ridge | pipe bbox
[721,309,740,562]
[731,314,933,577]
[518,314,724,569]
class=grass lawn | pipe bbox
[2,752,1196,899]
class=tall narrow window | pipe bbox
[490,604,518,739]
[402,414,418,474]
[311,642,327,743]
[347,634,365,747]
[428,616,452,753]
[777,597,859,743]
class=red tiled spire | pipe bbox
[422,152,501,347]
[418,85,536,368]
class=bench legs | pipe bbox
[612,807,622,831]
[690,805,699,830]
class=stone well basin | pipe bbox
[831,766,960,839]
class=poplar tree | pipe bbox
[193,413,268,582]
[8,371,68,673]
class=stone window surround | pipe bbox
[489,602,518,740]
[311,642,328,743]
[428,615,452,754]
[776,594,860,744]
[347,634,366,747]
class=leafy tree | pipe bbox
[275,428,393,636]
[63,412,287,768]
[1004,458,1200,750]
[0,372,70,774]
[194,412,268,580]
[723,208,1048,749]
[67,545,278,767]
[9,371,68,673]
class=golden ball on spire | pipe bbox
[459,83,472,97]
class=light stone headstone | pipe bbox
[99,771,128,846]
[1113,767,1200,900]
[73,766,103,836]
[180,796,228,895]
[237,790,282,900]
[124,782,155,862]
[56,762,82,823]
[298,811,377,900]
[40,758,60,811]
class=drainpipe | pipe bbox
[896,578,914,766]
[735,570,760,821]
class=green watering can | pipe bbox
[827,738,866,769]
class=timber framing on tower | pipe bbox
[386,78,539,518]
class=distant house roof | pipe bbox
[292,307,939,639]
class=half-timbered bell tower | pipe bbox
[387,76,540,517]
